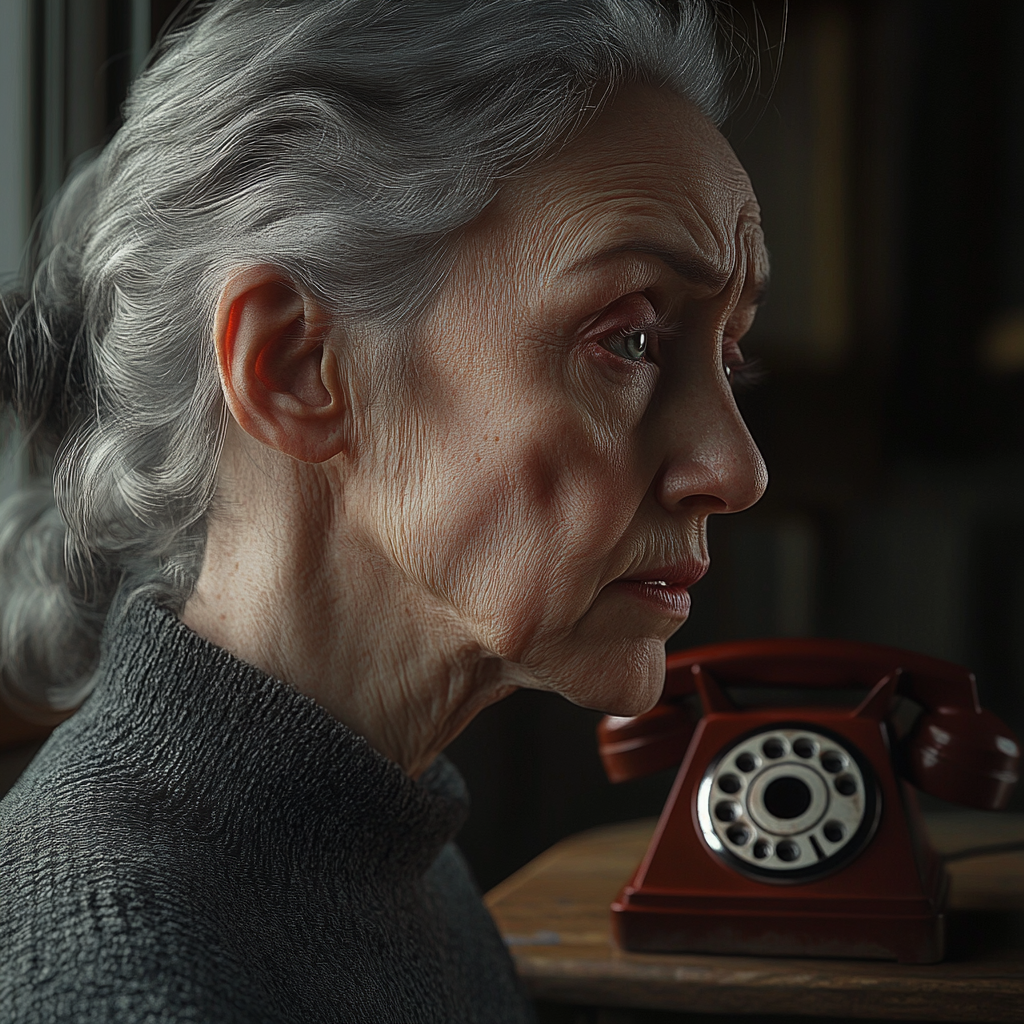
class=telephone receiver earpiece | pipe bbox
[905,704,1020,809]
[598,702,700,784]
[597,638,1021,811]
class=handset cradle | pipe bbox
[597,638,1021,963]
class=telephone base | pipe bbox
[598,642,1019,965]
[611,894,946,964]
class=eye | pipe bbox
[605,327,649,363]
[723,339,763,390]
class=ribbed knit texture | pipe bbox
[0,600,535,1024]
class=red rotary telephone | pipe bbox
[597,639,1021,963]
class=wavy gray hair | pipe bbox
[0,0,732,711]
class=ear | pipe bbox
[214,267,348,463]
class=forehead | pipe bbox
[463,84,766,300]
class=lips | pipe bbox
[610,561,709,618]
[620,562,709,590]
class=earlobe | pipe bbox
[215,268,349,463]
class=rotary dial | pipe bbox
[696,726,879,881]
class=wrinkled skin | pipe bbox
[184,84,768,777]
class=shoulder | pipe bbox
[0,720,273,1024]
[422,844,537,1023]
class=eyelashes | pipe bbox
[601,314,763,392]
[600,311,676,364]
[726,355,764,391]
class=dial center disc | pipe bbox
[764,776,812,818]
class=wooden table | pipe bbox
[485,813,1024,1023]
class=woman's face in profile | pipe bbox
[348,85,768,716]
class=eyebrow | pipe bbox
[749,275,770,308]
[565,240,769,306]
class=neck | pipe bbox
[182,432,517,777]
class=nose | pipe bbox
[654,382,767,516]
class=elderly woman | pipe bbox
[0,0,767,1021]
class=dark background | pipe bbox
[3,0,1024,893]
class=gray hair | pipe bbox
[0,0,732,711]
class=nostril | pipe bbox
[674,494,729,515]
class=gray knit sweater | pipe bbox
[0,600,536,1024]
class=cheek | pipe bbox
[361,322,657,659]
[472,444,630,607]
[376,404,645,654]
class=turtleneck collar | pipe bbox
[70,597,469,880]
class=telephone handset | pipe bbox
[597,638,1021,963]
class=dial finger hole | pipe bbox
[726,824,751,846]
[835,774,857,797]
[823,820,846,843]
[718,773,742,794]
[793,737,817,759]
[776,840,801,862]
[714,801,741,822]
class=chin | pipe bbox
[553,634,668,718]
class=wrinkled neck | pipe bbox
[182,429,516,777]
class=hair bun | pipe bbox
[2,274,90,452]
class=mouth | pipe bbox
[608,562,709,619]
